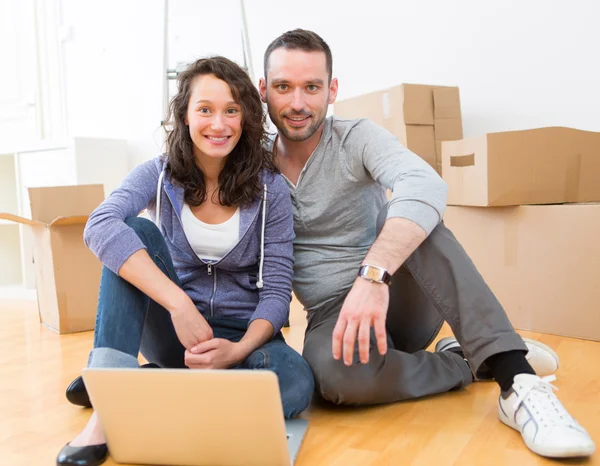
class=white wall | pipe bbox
[244,0,600,136]
[60,0,165,167]
[55,0,600,169]
[59,0,250,167]
[0,0,38,143]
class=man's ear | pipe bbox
[259,78,267,103]
[328,78,339,105]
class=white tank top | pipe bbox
[181,203,240,261]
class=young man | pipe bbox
[259,29,595,459]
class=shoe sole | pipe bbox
[521,337,560,373]
[499,409,595,458]
[435,336,459,353]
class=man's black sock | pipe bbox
[485,350,535,392]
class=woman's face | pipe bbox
[184,74,243,162]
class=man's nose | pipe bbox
[290,89,306,113]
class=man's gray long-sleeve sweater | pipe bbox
[273,117,448,312]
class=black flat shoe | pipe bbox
[66,363,160,408]
[66,376,91,408]
[56,442,108,466]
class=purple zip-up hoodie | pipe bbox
[83,156,295,334]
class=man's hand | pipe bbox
[332,278,389,366]
[170,298,214,351]
[185,338,246,369]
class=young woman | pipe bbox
[57,56,314,466]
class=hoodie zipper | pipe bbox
[210,267,216,316]
[162,182,264,316]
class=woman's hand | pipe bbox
[170,297,214,350]
[184,339,246,369]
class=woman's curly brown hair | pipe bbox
[164,56,276,207]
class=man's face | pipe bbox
[260,48,338,142]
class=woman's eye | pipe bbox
[198,107,210,114]
[227,108,239,114]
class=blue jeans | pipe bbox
[89,217,314,418]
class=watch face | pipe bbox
[364,266,384,282]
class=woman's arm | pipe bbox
[85,158,213,349]
[247,174,295,335]
[185,318,273,369]
[119,249,214,349]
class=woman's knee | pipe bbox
[267,344,315,418]
[125,216,160,240]
[125,217,167,253]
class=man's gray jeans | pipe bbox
[302,203,527,405]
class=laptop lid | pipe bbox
[82,368,292,466]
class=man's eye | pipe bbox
[307,85,318,91]
[277,84,288,91]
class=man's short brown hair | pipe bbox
[263,29,333,81]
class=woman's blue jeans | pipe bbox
[89,217,314,418]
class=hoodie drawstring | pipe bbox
[256,184,267,289]
[154,170,165,232]
[156,172,267,290]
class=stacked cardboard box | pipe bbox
[441,127,600,341]
[334,84,463,174]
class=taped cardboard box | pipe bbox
[0,185,104,333]
[444,204,600,341]
[334,83,462,174]
[388,123,436,169]
[433,87,462,119]
[442,126,600,206]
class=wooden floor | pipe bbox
[1,294,599,466]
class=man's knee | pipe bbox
[303,346,382,406]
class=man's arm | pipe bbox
[332,218,426,365]
[333,119,448,365]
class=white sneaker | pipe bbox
[498,374,596,458]
[435,336,559,377]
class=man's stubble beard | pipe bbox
[266,93,329,142]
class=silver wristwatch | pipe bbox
[358,265,391,285]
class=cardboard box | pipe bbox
[0,185,104,333]
[442,126,600,206]
[434,118,463,141]
[334,84,435,126]
[333,89,388,128]
[433,87,462,119]
[435,141,443,174]
[389,124,436,169]
[393,84,435,125]
[335,83,463,175]
[444,204,600,341]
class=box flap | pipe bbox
[398,84,434,125]
[0,212,42,226]
[433,87,462,119]
[49,215,90,226]
[28,185,105,224]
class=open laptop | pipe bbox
[82,368,309,466]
